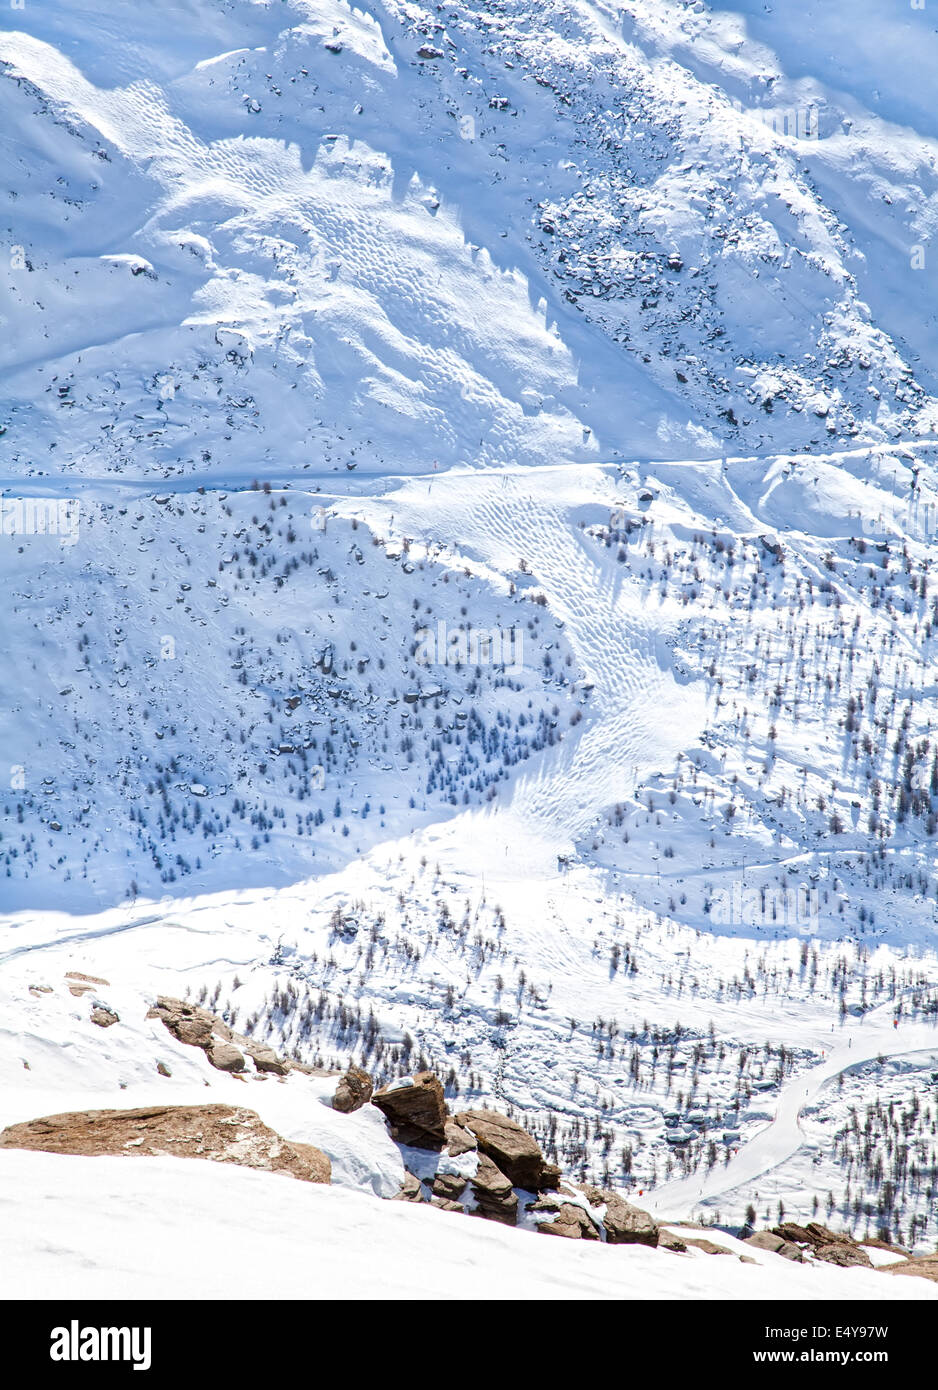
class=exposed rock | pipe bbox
[813,1242,872,1268]
[774,1221,854,1250]
[150,998,221,1048]
[206,1039,245,1073]
[745,1231,804,1262]
[886,1255,938,1283]
[90,1006,119,1028]
[579,1184,659,1247]
[431,1198,464,1212]
[394,1171,424,1203]
[431,1171,468,1202]
[660,1232,688,1253]
[66,971,109,998]
[443,1119,477,1157]
[373,1072,447,1149]
[0,1105,330,1184]
[537,1202,599,1240]
[682,1237,732,1256]
[156,1061,171,1077]
[244,1042,289,1076]
[332,1065,374,1114]
[455,1108,552,1189]
[470,1153,518,1225]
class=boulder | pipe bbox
[245,1043,289,1077]
[332,1065,374,1114]
[90,1006,119,1028]
[579,1184,659,1247]
[660,1231,688,1253]
[455,1108,551,1189]
[206,1039,245,1073]
[0,1105,330,1184]
[745,1231,803,1262]
[150,997,221,1048]
[373,1072,447,1149]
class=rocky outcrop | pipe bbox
[431,1172,468,1202]
[579,1184,659,1247]
[149,997,292,1077]
[470,1153,518,1225]
[537,1202,599,1240]
[455,1108,557,1190]
[0,1105,330,1184]
[373,1072,447,1148]
[332,1065,374,1114]
[745,1231,804,1262]
[770,1222,872,1268]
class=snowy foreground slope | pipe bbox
[4,0,938,1296]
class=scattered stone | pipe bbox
[0,1105,330,1184]
[90,1006,119,1028]
[374,1072,447,1149]
[332,1065,374,1114]
[156,1062,171,1077]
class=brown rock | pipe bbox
[373,1072,447,1149]
[431,1198,464,1213]
[813,1242,872,1268]
[886,1256,938,1283]
[431,1171,468,1201]
[443,1120,477,1157]
[244,1043,289,1077]
[745,1230,804,1262]
[683,1237,732,1256]
[90,1006,119,1028]
[206,1039,245,1073]
[660,1231,688,1253]
[0,1105,329,1183]
[470,1153,518,1225]
[579,1184,659,1247]
[394,1171,424,1203]
[538,1202,599,1240]
[332,1065,374,1114]
[455,1108,549,1189]
[156,1062,171,1077]
[66,971,109,998]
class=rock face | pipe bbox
[332,1065,374,1114]
[579,1184,659,1247]
[373,1072,447,1148]
[0,1105,330,1184]
[455,1108,556,1190]
[745,1231,804,1262]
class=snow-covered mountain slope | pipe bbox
[4,0,938,1294]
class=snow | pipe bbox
[0,1150,932,1301]
[3,0,938,1294]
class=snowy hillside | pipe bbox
[3,0,938,1297]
